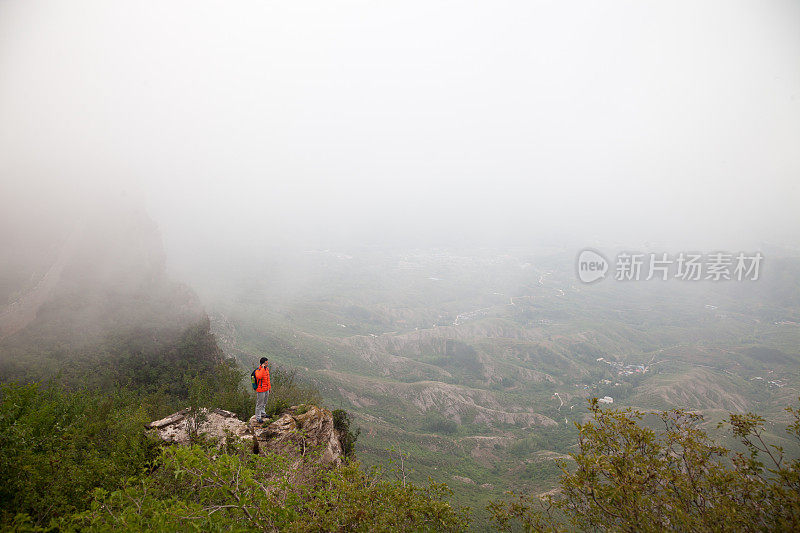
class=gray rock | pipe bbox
[148,405,346,466]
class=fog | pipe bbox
[2,0,799,271]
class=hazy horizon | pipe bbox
[2,0,799,263]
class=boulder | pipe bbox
[147,407,249,445]
[148,404,346,466]
[251,405,345,466]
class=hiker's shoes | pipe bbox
[256,418,264,424]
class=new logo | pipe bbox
[576,249,608,283]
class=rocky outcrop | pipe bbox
[147,408,250,444]
[148,405,346,466]
[250,405,345,466]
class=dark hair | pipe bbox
[259,357,268,365]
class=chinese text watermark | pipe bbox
[576,250,763,283]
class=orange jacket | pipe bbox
[255,365,271,392]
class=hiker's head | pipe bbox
[260,357,268,366]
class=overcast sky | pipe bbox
[1,0,798,256]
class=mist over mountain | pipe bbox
[0,190,220,389]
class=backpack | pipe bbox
[251,368,258,390]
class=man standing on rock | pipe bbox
[254,357,271,423]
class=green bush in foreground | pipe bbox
[2,376,463,531]
[0,383,159,527]
[59,443,470,532]
[489,398,800,532]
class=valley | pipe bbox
[203,245,800,526]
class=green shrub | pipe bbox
[267,365,321,407]
[332,409,360,457]
[253,364,321,419]
[187,360,252,419]
[490,398,800,532]
[61,442,470,532]
[265,397,290,418]
[0,382,159,527]
[424,413,459,435]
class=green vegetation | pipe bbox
[0,357,257,528]
[264,365,321,419]
[489,398,800,531]
[7,373,800,532]
[0,317,465,531]
[60,443,469,532]
[0,377,468,531]
[424,412,459,435]
[332,408,361,457]
[507,426,577,458]
[0,318,248,417]
[0,319,320,528]
[0,383,158,527]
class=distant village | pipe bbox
[596,357,649,376]
[750,375,786,388]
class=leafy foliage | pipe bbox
[489,398,800,532]
[60,442,470,532]
[0,383,159,527]
[264,365,321,419]
[186,359,253,420]
[333,408,361,457]
[0,336,247,528]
